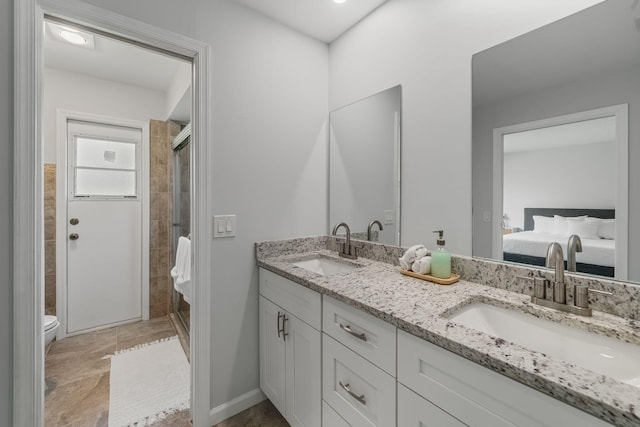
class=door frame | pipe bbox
[56,110,150,340]
[14,0,213,426]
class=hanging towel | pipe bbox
[171,236,192,304]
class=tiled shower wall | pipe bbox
[149,120,181,318]
[44,164,56,315]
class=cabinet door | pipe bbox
[285,312,321,427]
[398,384,466,427]
[259,296,287,416]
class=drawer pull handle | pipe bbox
[339,323,367,341]
[339,381,366,405]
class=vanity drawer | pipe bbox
[323,334,395,427]
[259,268,321,329]
[397,330,613,427]
[323,401,350,427]
[322,296,396,376]
[397,383,466,427]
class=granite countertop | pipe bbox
[257,247,640,427]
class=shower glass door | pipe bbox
[172,128,191,333]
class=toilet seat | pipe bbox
[44,315,58,331]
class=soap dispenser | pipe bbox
[431,230,451,279]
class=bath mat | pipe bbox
[108,336,190,427]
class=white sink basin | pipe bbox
[293,256,359,276]
[449,302,640,387]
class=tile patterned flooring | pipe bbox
[45,316,288,426]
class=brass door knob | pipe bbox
[69,233,79,241]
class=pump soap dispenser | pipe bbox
[431,230,451,279]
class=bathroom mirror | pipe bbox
[472,0,640,282]
[329,85,402,245]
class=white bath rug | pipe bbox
[108,336,190,427]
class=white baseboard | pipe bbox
[208,388,266,426]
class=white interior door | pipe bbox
[66,120,143,334]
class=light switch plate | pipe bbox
[384,210,394,225]
[213,215,236,238]
[483,210,492,223]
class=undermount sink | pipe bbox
[293,256,360,276]
[448,302,640,387]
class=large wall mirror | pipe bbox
[472,0,640,282]
[329,85,402,245]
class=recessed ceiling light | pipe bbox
[60,30,88,45]
[333,0,347,4]
[46,22,95,50]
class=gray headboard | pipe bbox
[523,208,615,231]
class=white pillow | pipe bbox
[553,215,587,236]
[597,219,616,240]
[567,217,600,240]
[532,215,554,233]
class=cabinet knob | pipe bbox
[69,233,79,241]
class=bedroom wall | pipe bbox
[473,61,640,282]
[503,141,615,229]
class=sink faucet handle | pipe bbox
[517,275,547,299]
[573,285,613,309]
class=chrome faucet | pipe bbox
[332,222,357,259]
[545,242,565,304]
[567,234,582,272]
[367,220,383,241]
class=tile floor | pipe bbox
[45,316,288,426]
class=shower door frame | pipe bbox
[14,1,212,426]
[171,124,191,334]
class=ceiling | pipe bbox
[473,0,640,107]
[503,116,616,154]
[43,0,388,114]
[231,0,389,43]
[44,22,187,93]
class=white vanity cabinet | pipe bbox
[259,268,321,427]
[397,330,614,427]
[322,296,396,427]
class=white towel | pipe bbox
[401,244,428,263]
[399,258,412,271]
[171,236,192,304]
[412,256,432,275]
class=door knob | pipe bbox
[69,233,79,241]
[70,218,79,225]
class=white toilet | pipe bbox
[44,315,59,347]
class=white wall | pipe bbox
[503,142,615,229]
[1,0,13,424]
[43,68,167,164]
[329,0,604,254]
[79,0,329,413]
[165,61,191,121]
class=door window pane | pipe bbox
[76,137,136,170]
[75,169,137,197]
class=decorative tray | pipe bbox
[400,269,460,285]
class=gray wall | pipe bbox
[1,0,13,425]
[473,62,640,280]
